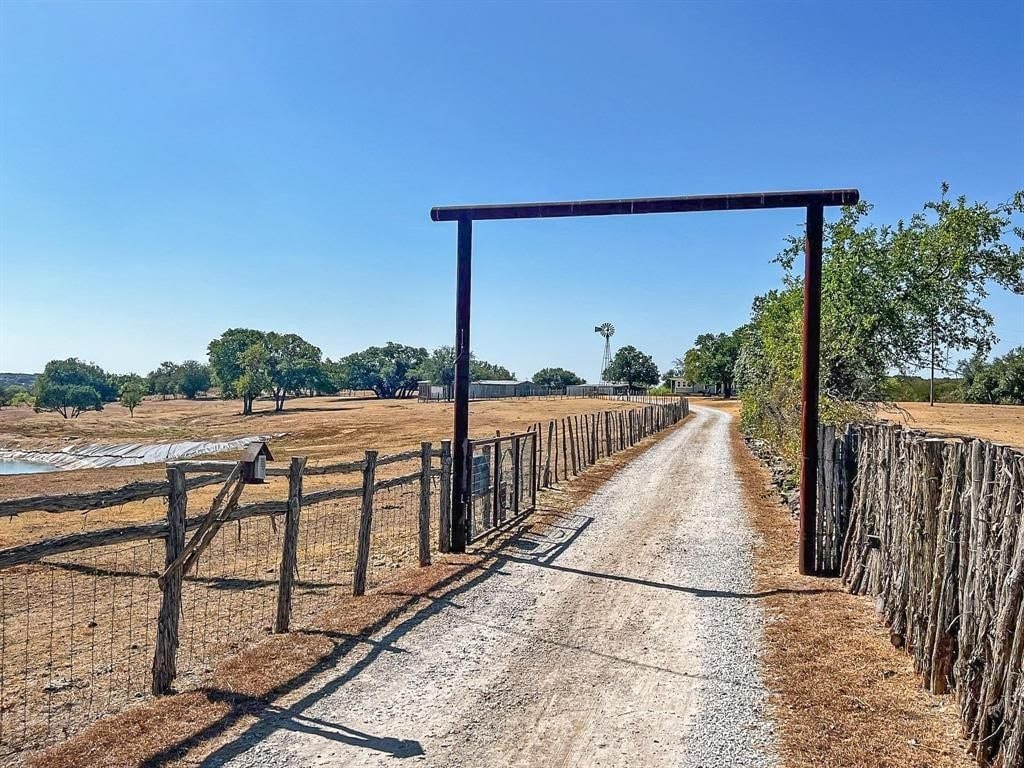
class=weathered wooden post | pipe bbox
[353,450,378,596]
[419,442,432,567]
[492,440,502,523]
[566,417,578,475]
[438,440,452,553]
[152,466,186,695]
[275,456,307,633]
[544,420,554,486]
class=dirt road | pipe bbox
[214,406,777,767]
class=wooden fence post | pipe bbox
[353,450,378,596]
[567,417,578,475]
[419,442,432,567]
[561,418,568,478]
[544,420,554,486]
[438,440,452,553]
[152,466,186,695]
[275,456,306,633]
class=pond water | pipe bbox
[0,459,58,475]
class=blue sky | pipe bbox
[1,0,1021,382]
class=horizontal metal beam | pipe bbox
[431,189,859,222]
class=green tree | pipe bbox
[265,333,324,411]
[415,346,457,387]
[677,331,742,397]
[208,329,266,401]
[0,384,27,408]
[119,379,147,417]
[605,345,659,390]
[737,186,1023,463]
[470,358,515,381]
[35,384,102,418]
[334,343,427,399]
[235,343,271,415]
[147,361,180,399]
[11,390,34,407]
[532,367,584,389]
[34,359,112,418]
[177,360,212,399]
[961,347,1024,405]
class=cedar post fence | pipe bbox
[152,467,186,695]
[418,442,432,567]
[353,450,378,597]
[274,456,306,633]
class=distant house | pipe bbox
[665,376,718,396]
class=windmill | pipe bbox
[595,323,615,383]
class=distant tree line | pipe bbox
[11,329,598,418]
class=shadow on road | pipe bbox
[139,505,834,766]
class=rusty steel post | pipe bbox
[799,204,824,575]
[451,217,472,553]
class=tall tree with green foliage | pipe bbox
[334,343,427,398]
[677,330,742,397]
[265,332,324,411]
[146,361,180,398]
[33,358,113,418]
[605,345,659,390]
[177,360,212,399]
[208,328,266,403]
[234,343,270,415]
[415,346,457,387]
[738,186,1024,462]
[532,367,584,388]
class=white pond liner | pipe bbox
[0,436,269,472]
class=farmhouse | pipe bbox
[665,376,718,396]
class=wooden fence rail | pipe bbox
[815,422,1023,768]
[0,398,690,756]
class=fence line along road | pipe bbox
[0,399,687,761]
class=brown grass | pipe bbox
[729,418,972,768]
[0,395,641,549]
[881,401,1024,449]
[27,419,685,768]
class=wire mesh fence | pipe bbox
[0,538,162,758]
[0,398,688,761]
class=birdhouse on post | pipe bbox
[240,442,273,484]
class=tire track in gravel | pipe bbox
[218,406,777,768]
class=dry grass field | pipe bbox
[879,401,1024,448]
[690,396,1023,449]
[0,394,671,761]
[0,395,642,548]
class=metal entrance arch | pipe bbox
[430,189,860,576]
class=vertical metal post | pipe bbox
[799,204,824,575]
[451,217,472,553]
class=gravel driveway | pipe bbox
[214,406,777,768]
